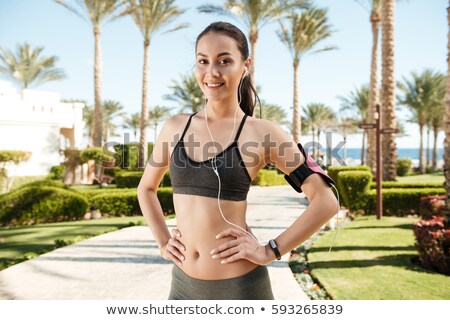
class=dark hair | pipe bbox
[195,21,261,117]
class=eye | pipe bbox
[220,59,230,65]
[197,59,207,64]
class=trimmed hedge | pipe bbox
[115,171,143,188]
[328,165,372,205]
[413,216,450,276]
[16,179,68,190]
[0,186,88,226]
[90,187,174,216]
[370,182,444,189]
[365,188,446,216]
[251,169,288,186]
[338,171,372,211]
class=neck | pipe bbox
[204,97,243,120]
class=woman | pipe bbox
[137,21,338,300]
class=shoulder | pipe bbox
[159,113,193,140]
[247,116,305,175]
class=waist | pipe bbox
[173,194,255,279]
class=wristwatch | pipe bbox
[268,239,281,260]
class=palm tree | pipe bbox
[381,0,397,180]
[444,0,450,227]
[354,0,381,172]
[336,117,359,164]
[277,7,336,143]
[164,72,204,113]
[397,69,444,173]
[428,73,445,171]
[198,0,309,88]
[338,84,370,165]
[122,112,141,141]
[121,0,187,168]
[102,100,125,145]
[0,43,66,89]
[254,101,289,126]
[149,105,172,143]
[302,103,335,156]
[54,0,124,148]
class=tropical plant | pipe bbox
[164,72,204,113]
[338,84,370,165]
[0,42,66,89]
[120,0,188,168]
[397,69,445,174]
[354,0,381,172]
[122,112,141,141]
[445,0,450,228]
[302,103,335,156]
[254,101,289,126]
[276,6,336,143]
[54,0,124,147]
[335,117,359,164]
[198,0,310,88]
[381,0,397,180]
[148,105,172,143]
[102,100,125,145]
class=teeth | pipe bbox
[206,83,224,87]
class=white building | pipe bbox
[0,80,85,177]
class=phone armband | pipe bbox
[284,143,335,193]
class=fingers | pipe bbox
[215,228,242,239]
[165,228,186,266]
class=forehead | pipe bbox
[196,32,241,57]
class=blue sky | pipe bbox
[0,0,447,149]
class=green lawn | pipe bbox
[0,215,174,271]
[396,173,444,184]
[307,215,450,299]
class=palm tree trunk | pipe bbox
[361,130,366,165]
[154,124,157,144]
[92,25,103,147]
[367,11,381,172]
[432,125,438,171]
[293,59,300,143]
[426,125,431,168]
[419,124,425,174]
[381,0,398,181]
[444,0,450,227]
[139,39,150,168]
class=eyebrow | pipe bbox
[196,51,233,58]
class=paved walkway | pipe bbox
[0,185,329,300]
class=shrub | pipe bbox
[365,188,446,216]
[0,186,88,226]
[328,166,372,205]
[397,158,413,176]
[18,179,68,190]
[160,171,172,187]
[90,187,174,216]
[251,169,287,186]
[47,165,65,180]
[369,182,444,189]
[115,171,143,188]
[337,171,372,211]
[413,216,450,276]
[419,195,446,220]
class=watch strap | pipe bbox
[269,239,281,260]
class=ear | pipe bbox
[244,58,252,75]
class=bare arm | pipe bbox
[137,115,186,264]
[212,119,338,265]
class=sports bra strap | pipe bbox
[233,114,248,142]
[179,111,198,140]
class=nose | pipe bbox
[206,63,220,77]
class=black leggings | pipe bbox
[168,264,275,300]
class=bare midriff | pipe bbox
[173,193,259,280]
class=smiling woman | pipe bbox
[137,21,338,300]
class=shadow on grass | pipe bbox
[310,245,416,253]
[308,253,436,274]
[348,223,416,230]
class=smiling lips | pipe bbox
[205,82,225,88]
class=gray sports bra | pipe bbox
[169,111,252,201]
